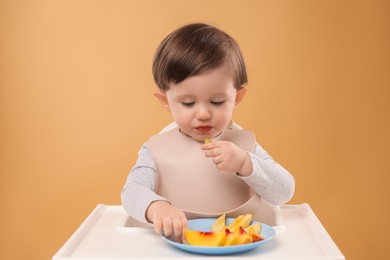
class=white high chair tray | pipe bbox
[53,203,344,259]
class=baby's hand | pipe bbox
[146,201,188,242]
[201,141,253,176]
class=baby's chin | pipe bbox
[188,133,208,142]
[179,130,210,143]
[190,131,223,143]
[192,136,209,142]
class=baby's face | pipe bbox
[165,65,243,142]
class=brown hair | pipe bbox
[152,23,247,91]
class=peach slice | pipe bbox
[228,214,252,232]
[185,230,226,246]
[244,223,262,234]
[224,227,252,246]
[211,214,227,232]
[227,215,243,232]
[237,226,253,244]
[247,228,264,242]
[224,229,239,246]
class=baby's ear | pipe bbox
[153,90,170,111]
[234,87,247,108]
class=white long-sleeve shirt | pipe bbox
[121,138,295,223]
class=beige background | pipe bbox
[1,0,389,259]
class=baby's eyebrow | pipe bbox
[175,94,195,100]
[175,92,228,100]
[211,93,228,98]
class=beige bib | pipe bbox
[149,126,262,219]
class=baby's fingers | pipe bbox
[153,217,163,235]
[173,212,188,242]
[162,218,173,238]
[205,148,221,158]
[200,141,218,150]
[172,218,185,242]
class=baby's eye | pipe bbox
[211,100,225,106]
[182,102,195,107]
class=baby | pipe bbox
[121,23,295,242]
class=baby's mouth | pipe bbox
[195,126,212,133]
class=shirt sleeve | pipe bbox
[239,143,295,206]
[121,142,168,223]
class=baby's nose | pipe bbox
[196,106,211,120]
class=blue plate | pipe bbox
[162,218,276,255]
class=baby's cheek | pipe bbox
[172,111,188,125]
[216,112,233,127]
